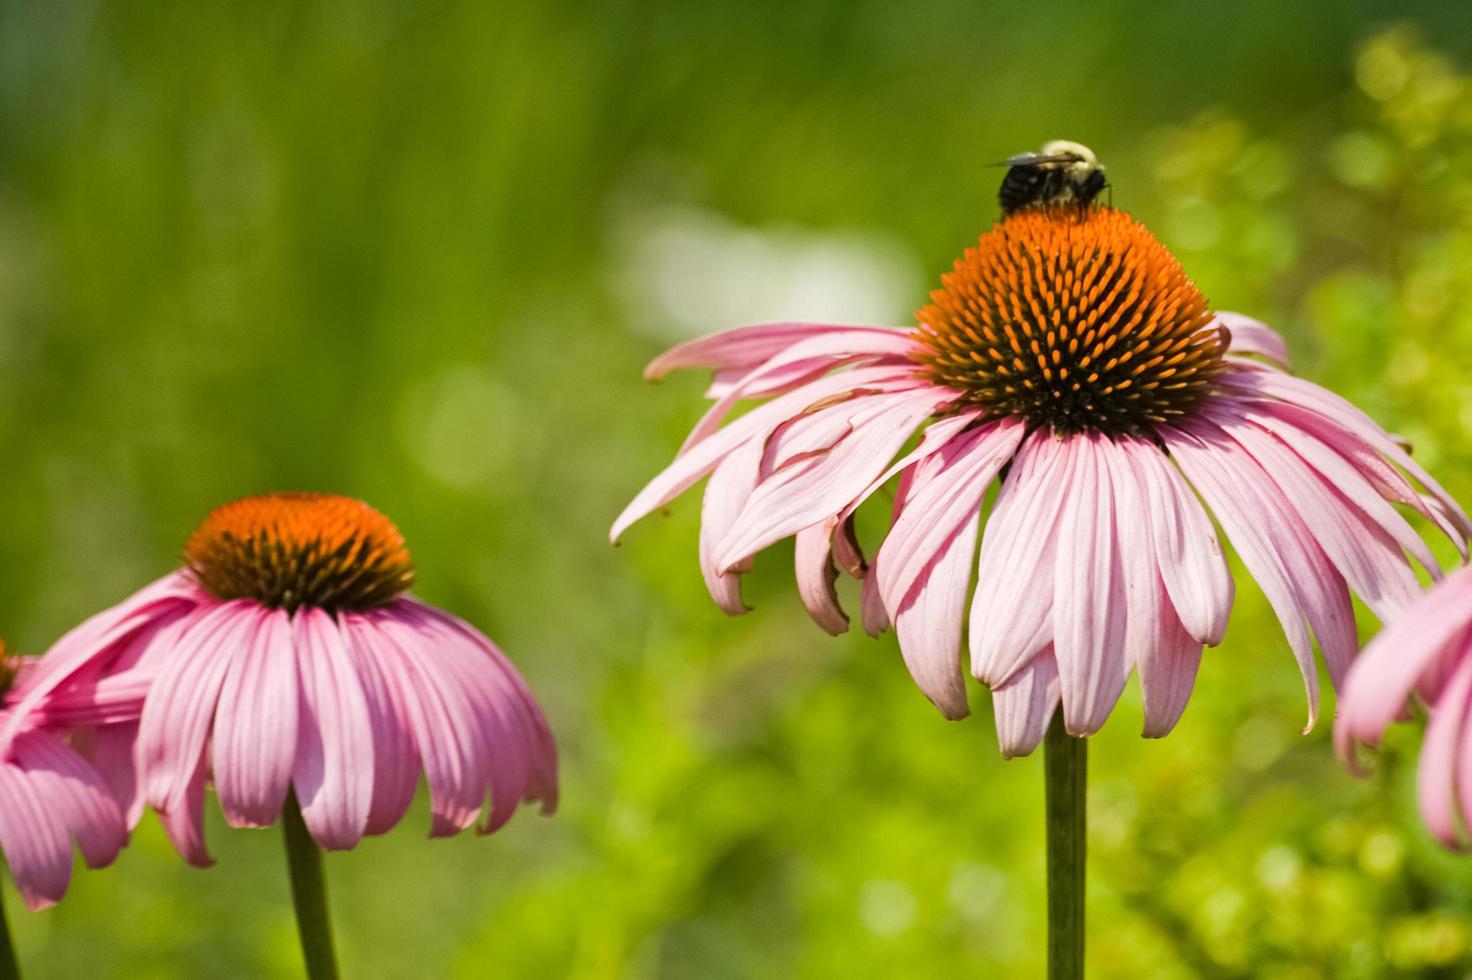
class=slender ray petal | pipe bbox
[993,651,1061,761]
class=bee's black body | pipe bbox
[997,142,1108,215]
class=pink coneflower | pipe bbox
[1338,564,1472,848]
[0,648,129,911]
[6,493,558,864]
[613,206,1470,755]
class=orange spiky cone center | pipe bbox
[185,493,414,612]
[914,206,1227,436]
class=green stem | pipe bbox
[0,874,19,980]
[282,795,339,980]
[1044,715,1086,980]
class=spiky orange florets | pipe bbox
[914,206,1228,436]
[185,493,414,612]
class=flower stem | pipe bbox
[0,876,19,980]
[282,794,339,980]
[1044,715,1086,979]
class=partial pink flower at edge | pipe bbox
[0,661,137,910]
[1337,564,1472,849]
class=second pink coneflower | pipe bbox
[7,493,559,978]
[613,206,1470,755]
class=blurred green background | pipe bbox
[3,3,1472,977]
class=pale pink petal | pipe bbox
[1052,435,1130,736]
[1214,405,1422,619]
[1,573,199,747]
[1224,367,1472,542]
[394,606,541,832]
[795,521,849,635]
[699,437,763,614]
[138,602,256,816]
[1417,653,1472,849]
[353,615,484,836]
[1128,440,1233,646]
[715,387,957,570]
[645,322,911,381]
[836,408,986,525]
[340,614,422,836]
[156,755,211,867]
[1230,396,1441,578]
[992,650,1060,760]
[893,515,978,720]
[1100,438,1163,672]
[1166,420,1355,730]
[1217,311,1290,367]
[29,669,154,729]
[0,762,73,910]
[971,431,1071,686]
[212,608,299,829]
[90,722,143,828]
[860,571,889,637]
[1137,593,1204,738]
[611,365,920,543]
[703,357,836,404]
[831,517,867,579]
[292,609,374,851]
[405,600,558,814]
[874,419,1025,614]
[1336,566,1472,758]
[860,466,916,638]
[11,730,126,869]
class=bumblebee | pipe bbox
[998,140,1108,214]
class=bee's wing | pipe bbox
[993,151,1084,167]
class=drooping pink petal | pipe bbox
[970,431,1071,686]
[795,521,849,635]
[893,516,978,720]
[1166,419,1355,730]
[611,365,921,543]
[89,721,143,828]
[340,614,422,836]
[874,419,1025,615]
[11,730,126,869]
[1136,593,1205,738]
[715,387,958,570]
[1100,438,1164,672]
[1230,396,1441,578]
[394,605,541,833]
[644,322,912,381]
[359,614,486,837]
[0,572,199,747]
[157,755,212,867]
[836,407,986,525]
[860,571,889,637]
[1224,367,1472,541]
[992,650,1061,760]
[1416,653,1472,849]
[212,608,299,829]
[29,668,155,729]
[0,761,74,910]
[138,602,255,817]
[677,330,925,456]
[1336,565,1472,760]
[1224,410,1422,618]
[1127,440,1233,646]
[1217,311,1290,367]
[699,437,763,614]
[292,609,375,851]
[406,601,558,813]
[1052,435,1130,736]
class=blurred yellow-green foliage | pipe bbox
[4,4,1472,978]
